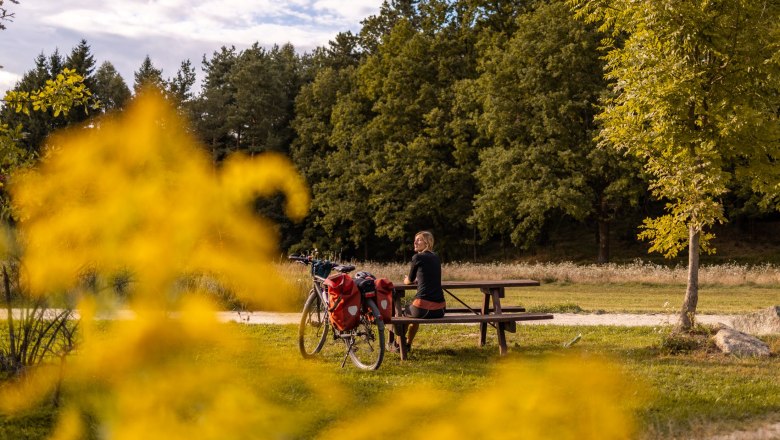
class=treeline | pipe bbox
[1,0,775,263]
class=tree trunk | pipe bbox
[597,219,610,264]
[679,226,700,330]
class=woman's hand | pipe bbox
[403,275,412,285]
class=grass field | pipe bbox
[282,260,780,314]
[2,261,779,439]
[3,323,776,439]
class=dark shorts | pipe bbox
[404,304,445,319]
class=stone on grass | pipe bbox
[731,305,780,336]
[713,327,770,357]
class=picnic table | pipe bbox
[390,280,553,360]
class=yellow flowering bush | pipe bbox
[12,89,308,309]
[320,356,645,440]
[1,90,350,439]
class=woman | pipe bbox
[398,230,445,351]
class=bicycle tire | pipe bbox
[298,289,329,358]
[346,298,385,370]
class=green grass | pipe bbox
[512,283,779,314]
[240,324,780,439]
[4,323,776,439]
[3,264,779,439]
[390,282,778,315]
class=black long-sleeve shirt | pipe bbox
[408,251,444,304]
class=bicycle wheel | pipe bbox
[346,298,385,370]
[299,289,329,358]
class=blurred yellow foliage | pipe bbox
[320,356,645,440]
[1,91,348,439]
[12,89,308,309]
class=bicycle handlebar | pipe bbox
[288,255,355,274]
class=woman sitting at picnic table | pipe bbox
[394,230,445,352]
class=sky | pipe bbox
[0,0,384,95]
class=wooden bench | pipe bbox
[390,279,552,360]
[390,312,553,358]
[390,312,551,326]
[444,306,526,314]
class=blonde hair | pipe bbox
[415,231,435,252]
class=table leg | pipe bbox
[497,322,508,355]
[398,324,408,360]
[480,289,490,346]
[492,287,508,355]
[490,287,503,313]
[392,289,408,360]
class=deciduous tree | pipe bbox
[466,0,642,263]
[570,0,780,328]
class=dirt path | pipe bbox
[0,309,740,326]
[217,311,739,327]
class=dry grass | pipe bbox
[277,259,780,314]
[281,259,780,287]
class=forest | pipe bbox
[3,0,780,265]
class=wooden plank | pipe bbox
[389,313,553,325]
[392,279,540,292]
[444,306,526,314]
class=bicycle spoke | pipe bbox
[347,299,385,370]
[298,290,330,358]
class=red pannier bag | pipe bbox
[325,273,361,331]
[374,278,394,324]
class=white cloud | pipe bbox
[0,0,383,95]
[0,70,21,94]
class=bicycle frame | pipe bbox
[292,254,385,370]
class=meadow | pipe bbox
[2,260,779,439]
[282,259,780,314]
[2,318,777,440]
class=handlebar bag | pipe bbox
[354,276,376,297]
[324,273,361,331]
[374,278,394,324]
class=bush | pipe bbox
[1,264,77,375]
[656,324,716,355]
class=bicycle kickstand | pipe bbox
[341,339,354,368]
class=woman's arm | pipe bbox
[404,254,419,284]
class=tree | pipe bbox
[133,55,165,93]
[64,39,96,87]
[92,61,131,112]
[358,0,422,54]
[64,39,97,125]
[292,0,535,258]
[192,46,238,162]
[228,43,300,155]
[465,0,642,263]
[0,0,18,31]
[1,68,97,220]
[1,51,69,155]
[570,0,780,328]
[167,59,197,109]
[344,3,481,256]
[293,66,379,255]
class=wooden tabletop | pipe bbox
[391,279,540,291]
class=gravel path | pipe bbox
[0,309,741,326]
[217,311,740,327]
